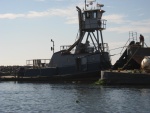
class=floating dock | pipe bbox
[101,70,150,85]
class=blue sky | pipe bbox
[0,0,150,65]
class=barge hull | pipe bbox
[101,71,150,85]
[0,71,100,82]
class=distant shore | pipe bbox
[0,66,23,76]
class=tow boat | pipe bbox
[18,1,111,81]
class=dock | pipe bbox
[100,70,150,85]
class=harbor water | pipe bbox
[0,82,150,113]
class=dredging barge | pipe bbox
[17,1,111,81]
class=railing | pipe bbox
[82,19,107,30]
[60,43,109,54]
[110,32,139,57]
[91,43,109,52]
[60,45,71,50]
[129,31,137,42]
[99,19,107,29]
[26,59,50,68]
[120,32,138,56]
[60,45,75,53]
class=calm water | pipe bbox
[0,82,150,113]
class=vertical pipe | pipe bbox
[76,6,82,40]
[91,32,102,52]
[86,32,90,42]
[136,32,137,42]
[85,0,86,10]
[89,33,97,51]
[92,32,98,50]
[51,39,54,54]
[97,30,100,50]
[53,41,54,54]
[100,30,104,51]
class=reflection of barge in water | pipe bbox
[18,1,111,81]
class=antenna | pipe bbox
[97,3,104,9]
[85,0,96,9]
[85,0,86,10]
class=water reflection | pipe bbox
[0,82,150,113]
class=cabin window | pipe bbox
[93,12,97,18]
[86,12,90,18]
[82,13,85,21]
